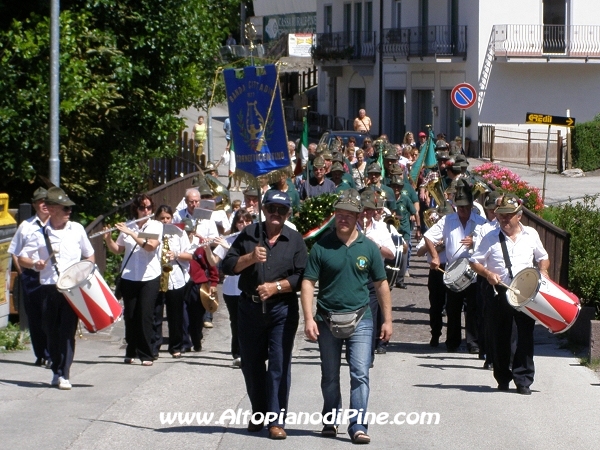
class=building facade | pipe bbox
[312,0,600,149]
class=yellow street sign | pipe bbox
[526,112,575,127]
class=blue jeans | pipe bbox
[317,318,373,436]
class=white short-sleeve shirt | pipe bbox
[20,221,94,285]
[470,224,549,285]
[116,219,163,281]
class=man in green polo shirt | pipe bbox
[300,189,393,445]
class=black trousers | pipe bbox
[41,285,78,379]
[489,287,535,388]
[477,276,494,361]
[20,269,49,361]
[164,285,186,354]
[186,283,207,350]
[428,266,446,339]
[121,276,160,362]
[446,283,478,350]
[223,293,240,358]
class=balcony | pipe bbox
[493,24,600,60]
[381,25,467,59]
[312,31,377,63]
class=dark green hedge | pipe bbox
[544,195,600,314]
[572,114,600,172]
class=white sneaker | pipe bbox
[404,270,411,278]
[203,321,214,329]
[58,377,72,390]
[51,374,59,386]
[232,357,241,367]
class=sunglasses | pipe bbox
[265,204,289,215]
[138,205,153,211]
[62,206,72,212]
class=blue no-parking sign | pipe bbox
[451,83,477,110]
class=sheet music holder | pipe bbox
[193,208,214,221]
[163,224,183,237]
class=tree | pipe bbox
[0,0,240,214]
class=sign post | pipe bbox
[451,83,477,155]
[525,112,576,203]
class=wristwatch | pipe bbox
[276,281,282,292]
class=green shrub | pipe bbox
[545,195,600,313]
[572,114,600,172]
[0,323,29,352]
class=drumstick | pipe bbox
[498,282,521,296]
[437,267,522,296]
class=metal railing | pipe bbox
[381,25,467,58]
[313,31,377,61]
[493,24,600,58]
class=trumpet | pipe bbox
[88,214,155,239]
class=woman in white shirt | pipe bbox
[205,209,253,367]
[104,194,162,366]
[155,205,193,358]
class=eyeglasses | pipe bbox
[138,205,153,211]
[265,204,289,215]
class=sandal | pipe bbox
[351,431,371,444]
[141,360,153,366]
[124,358,135,364]
[172,353,181,359]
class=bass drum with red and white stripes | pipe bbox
[57,260,123,333]
[507,268,580,334]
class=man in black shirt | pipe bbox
[223,190,307,440]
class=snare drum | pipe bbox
[443,257,476,292]
[507,268,580,334]
[57,260,123,333]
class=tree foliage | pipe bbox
[0,0,240,214]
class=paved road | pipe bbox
[2,253,600,449]
[2,108,600,448]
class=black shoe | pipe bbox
[375,346,387,354]
[446,346,458,353]
[247,421,264,432]
[468,346,480,355]
[478,352,486,360]
[483,362,493,370]
[35,358,43,366]
[497,383,510,391]
[395,283,407,289]
[193,345,202,352]
[517,385,532,395]
[429,336,439,348]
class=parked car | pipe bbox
[318,130,370,150]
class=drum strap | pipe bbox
[42,226,60,277]
[498,232,514,279]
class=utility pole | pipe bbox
[49,0,60,186]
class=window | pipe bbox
[395,0,402,28]
[324,5,332,34]
[344,3,352,42]
[365,1,373,42]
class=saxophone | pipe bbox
[159,234,173,293]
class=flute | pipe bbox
[88,214,155,239]
[187,230,242,251]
